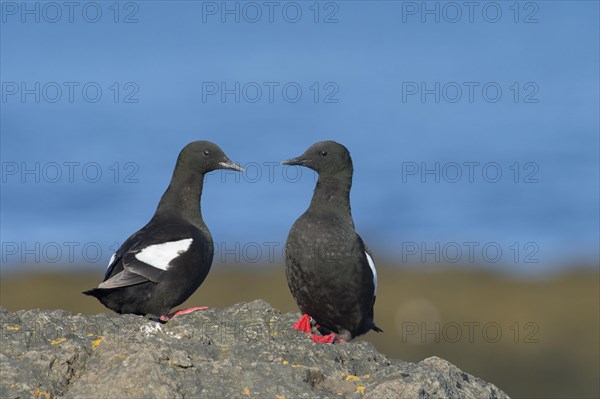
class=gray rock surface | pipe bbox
[0,300,508,398]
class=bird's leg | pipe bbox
[159,306,208,322]
[292,314,312,333]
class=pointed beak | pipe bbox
[218,159,245,172]
[281,156,307,166]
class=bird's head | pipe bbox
[282,141,353,178]
[178,141,244,174]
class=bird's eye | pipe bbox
[203,150,211,157]
[320,151,328,157]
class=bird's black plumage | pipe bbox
[83,141,243,317]
[283,141,382,341]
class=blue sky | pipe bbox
[1,1,598,274]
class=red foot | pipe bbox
[292,314,312,333]
[159,306,208,322]
[293,314,343,344]
[310,333,338,344]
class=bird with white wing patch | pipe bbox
[83,141,244,321]
[282,141,382,343]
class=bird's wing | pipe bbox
[97,268,149,289]
[356,234,383,333]
[99,223,196,290]
[357,235,378,302]
[103,244,130,281]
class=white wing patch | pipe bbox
[107,253,116,269]
[365,252,378,296]
[135,238,193,271]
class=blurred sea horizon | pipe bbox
[1,142,598,275]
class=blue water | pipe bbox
[1,1,598,274]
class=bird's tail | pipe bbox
[372,324,383,333]
[82,288,104,299]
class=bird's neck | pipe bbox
[309,174,353,217]
[155,164,205,225]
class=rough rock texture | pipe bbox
[0,300,508,398]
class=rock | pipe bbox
[0,300,509,398]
